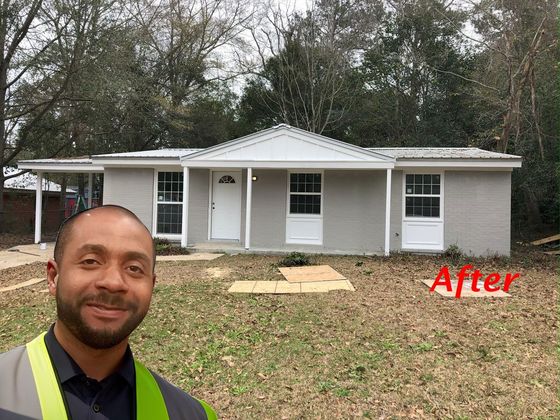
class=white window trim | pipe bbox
[152,169,183,240]
[286,170,324,218]
[402,171,444,223]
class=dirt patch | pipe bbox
[0,262,45,288]
[206,267,232,279]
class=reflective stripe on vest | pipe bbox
[26,333,217,420]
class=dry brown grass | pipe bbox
[0,252,557,419]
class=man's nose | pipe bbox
[96,264,129,293]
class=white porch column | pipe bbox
[181,167,190,248]
[34,172,43,244]
[87,173,93,208]
[245,168,252,250]
[384,168,392,256]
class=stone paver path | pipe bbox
[228,279,355,294]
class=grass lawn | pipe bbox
[0,251,557,419]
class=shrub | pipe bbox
[444,244,463,260]
[153,237,189,255]
[278,251,311,267]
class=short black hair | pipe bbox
[53,205,156,270]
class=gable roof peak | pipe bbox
[272,123,292,130]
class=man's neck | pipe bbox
[53,321,128,381]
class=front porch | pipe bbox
[17,158,104,243]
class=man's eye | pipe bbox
[82,259,99,265]
[128,265,144,274]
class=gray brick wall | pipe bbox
[444,171,512,256]
[103,168,154,232]
[187,168,209,244]
[323,170,386,253]
[390,170,403,251]
[250,169,287,248]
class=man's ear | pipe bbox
[46,259,59,297]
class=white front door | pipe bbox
[211,171,242,240]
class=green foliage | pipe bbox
[153,237,189,256]
[444,244,464,261]
[278,252,311,267]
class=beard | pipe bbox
[56,287,148,349]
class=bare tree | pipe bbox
[241,0,382,134]
[0,0,128,228]
[131,0,253,103]
[435,0,557,158]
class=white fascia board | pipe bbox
[183,160,395,169]
[395,159,522,169]
[93,158,181,167]
[17,163,104,172]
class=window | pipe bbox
[156,172,183,234]
[289,173,321,214]
[405,174,441,218]
[218,175,236,184]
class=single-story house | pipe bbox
[18,124,522,256]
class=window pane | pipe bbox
[157,204,182,234]
[157,172,183,202]
[290,194,321,214]
[405,195,440,218]
[405,174,441,195]
[290,173,321,194]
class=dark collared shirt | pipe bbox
[44,326,136,420]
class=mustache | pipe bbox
[80,293,138,311]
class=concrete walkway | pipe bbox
[0,243,222,270]
[228,279,355,294]
[0,243,54,270]
[156,253,223,262]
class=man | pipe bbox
[0,205,216,419]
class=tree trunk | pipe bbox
[522,185,542,228]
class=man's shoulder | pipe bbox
[0,345,27,366]
[149,369,210,420]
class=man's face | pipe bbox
[47,209,156,349]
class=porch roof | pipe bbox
[17,157,103,172]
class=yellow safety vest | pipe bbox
[26,333,217,420]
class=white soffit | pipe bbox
[182,126,395,167]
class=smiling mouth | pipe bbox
[86,303,128,318]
